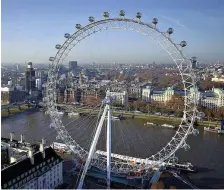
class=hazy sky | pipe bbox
[2,0,224,64]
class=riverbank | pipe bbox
[112,112,218,127]
[1,104,32,118]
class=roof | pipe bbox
[1,147,63,188]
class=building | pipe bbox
[1,87,27,103]
[141,86,224,110]
[201,88,224,109]
[25,62,36,92]
[1,140,63,189]
[36,78,43,91]
[106,90,128,107]
[69,61,78,72]
[1,145,10,167]
[142,86,152,102]
[211,77,224,82]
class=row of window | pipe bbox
[4,158,60,189]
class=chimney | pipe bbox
[40,138,46,158]
[28,147,34,165]
[20,134,24,143]
[10,132,14,141]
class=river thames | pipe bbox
[1,109,224,188]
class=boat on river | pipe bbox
[204,120,224,134]
[166,162,197,173]
[105,116,120,121]
[204,127,224,134]
[144,122,154,126]
[161,124,175,129]
[68,112,79,117]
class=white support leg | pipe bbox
[107,104,111,189]
[77,105,108,189]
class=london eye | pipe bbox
[46,10,199,188]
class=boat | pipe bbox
[68,112,79,117]
[161,124,175,129]
[105,116,120,121]
[56,111,64,116]
[204,120,224,134]
[144,122,154,126]
[166,162,197,173]
[204,127,224,134]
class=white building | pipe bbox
[106,90,128,107]
[152,88,174,102]
[142,86,224,110]
[36,78,43,90]
[201,88,224,109]
[142,86,152,102]
[1,142,63,189]
[211,77,224,82]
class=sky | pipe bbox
[1,0,224,65]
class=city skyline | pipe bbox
[2,0,224,64]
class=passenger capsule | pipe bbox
[167,28,174,35]
[184,144,190,151]
[180,41,187,47]
[152,18,158,25]
[88,16,95,22]
[136,12,142,19]
[119,10,125,17]
[55,44,61,49]
[64,33,70,38]
[172,156,178,163]
[75,24,82,29]
[103,12,109,18]
[49,57,55,61]
[192,128,199,136]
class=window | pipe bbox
[40,163,43,167]
[36,165,39,169]
[21,174,24,178]
[32,168,35,172]
[19,181,22,187]
[13,179,16,183]
[31,174,34,179]
[17,176,20,181]
[8,181,12,186]
[25,172,28,176]
[29,170,32,174]
[4,184,7,188]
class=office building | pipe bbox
[25,62,36,92]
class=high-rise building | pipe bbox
[25,62,36,92]
[69,61,77,71]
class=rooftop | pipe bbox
[1,147,63,188]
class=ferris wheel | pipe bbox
[46,11,199,188]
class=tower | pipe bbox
[25,62,36,92]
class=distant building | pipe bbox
[1,87,27,103]
[142,86,152,102]
[25,62,36,92]
[69,61,78,72]
[141,86,224,110]
[201,88,224,109]
[211,77,224,82]
[106,90,128,107]
[36,78,43,91]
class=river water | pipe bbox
[1,109,224,188]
